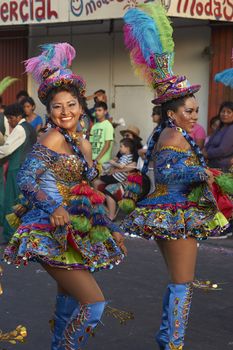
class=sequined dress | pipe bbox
[122,146,228,240]
[4,143,124,270]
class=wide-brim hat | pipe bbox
[120,125,142,140]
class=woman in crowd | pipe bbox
[122,4,228,349]
[21,96,43,132]
[4,43,127,350]
[204,101,233,171]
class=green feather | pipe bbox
[139,3,174,54]
[0,76,18,95]
[215,173,233,195]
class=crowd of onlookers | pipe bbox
[0,88,233,240]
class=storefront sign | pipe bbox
[70,0,233,22]
[0,0,68,24]
[0,0,232,25]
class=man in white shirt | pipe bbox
[0,103,36,241]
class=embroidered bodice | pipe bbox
[139,146,207,206]
[17,143,98,218]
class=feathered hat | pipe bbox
[123,2,200,105]
[24,43,86,105]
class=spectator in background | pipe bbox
[189,122,206,149]
[138,106,162,170]
[204,115,220,145]
[87,89,112,123]
[96,138,137,220]
[119,125,143,162]
[16,90,29,104]
[90,101,114,164]
[204,101,233,171]
[21,97,43,132]
[0,103,37,241]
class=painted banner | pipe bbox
[0,0,68,25]
[0,0,232,25]
[70,0,233,22]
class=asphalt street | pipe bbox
[0,235,233,350]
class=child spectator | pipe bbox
[96,138,137,220]
[90,101,114,164]
[21,97,43,132]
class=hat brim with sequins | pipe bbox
[152,75,201,105]
[38,68,86,105]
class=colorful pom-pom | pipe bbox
[215,173,233,195]
[118,199,136,214]
[71,182,94,197]
[70,215,92,233]
[6,213,21,229]
[89,226,111,244]
[90,191,105,205]
[127,173,143,185]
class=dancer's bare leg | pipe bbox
[105,195,117,220]
[157,237,197,283]
[43,264,105,303]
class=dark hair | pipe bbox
[120,137,136,153]
[218,101,233,114]
[120,137,138,161]
[21,96,35,107]
[218,101,233,128]
[0,96,3,105]
[4,103,24,117]
[16,90,29,100]
[45,85,87,113]
[95,101,108,111]
[152,105,162,116]
[142,94,195,174]
[94,89,106,95]
[209,115,220,127]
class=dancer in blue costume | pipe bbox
[4,43,127,350]
[122,3,228,349]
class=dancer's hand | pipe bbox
[112,232,127,256]
[205,168,214,186]
[50,206,70,227]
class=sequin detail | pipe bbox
[4,143,124,271]
[122,147,227,240]
[169,283,193,350]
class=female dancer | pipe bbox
[122,3,228,349]
[4,43,127,350]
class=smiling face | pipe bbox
[168,96,199,133]
[71,0,83,16]
[49,91,83,133]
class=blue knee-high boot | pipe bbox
[156,287,170,349]
[61,301,107,350]
[51,294,77,350]
[166,283,193,350]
